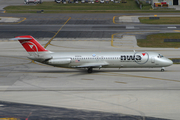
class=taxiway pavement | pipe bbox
[0,13,180,39]
[0,39,180,120]
[0,12,180,120]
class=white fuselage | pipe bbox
[11,35,173,73]
[32,51,173,69]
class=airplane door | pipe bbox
[70,58,72,63]
[151,57,155,63]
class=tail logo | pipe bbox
[21,41,38,52]
[29,45,34,49]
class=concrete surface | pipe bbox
[113,35,138,47]
[0,17,20,22]
[119,16,140,23]
[0,11,180,119]
[0,39,180,120]
[0,101,169,120]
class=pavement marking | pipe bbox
[167,27,177,29]
[113,16,140,24]
[0,17,26,25]
[17,17,26,24]
[113,16,117,24]
[174,30,180,32]
[111,33,115,46]
[0,118,20,120]
[44,17,71,48]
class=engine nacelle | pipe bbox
[48,58,71,65]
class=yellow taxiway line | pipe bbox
[17,17,26,24]
[44,17,71,48]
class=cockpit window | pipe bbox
[157,54,164,58]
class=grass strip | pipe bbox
[4,1,153,13]
[5,1,141,11]
[139,17,180,24]
[4,1,179,13]
[137,33,180,48]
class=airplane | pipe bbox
[10,35,173,73]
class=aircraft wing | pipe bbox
[72,62,109,68]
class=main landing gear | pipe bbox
[87,68,93,73]
[161,67,165,72]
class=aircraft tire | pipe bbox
[161,67,165,72]
[87,68,93,73]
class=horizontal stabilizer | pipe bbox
[9,38,32,41]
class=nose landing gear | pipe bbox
[161,67,165,72]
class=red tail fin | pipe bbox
[14,35,48,52]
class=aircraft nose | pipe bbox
[167,59,173,66]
